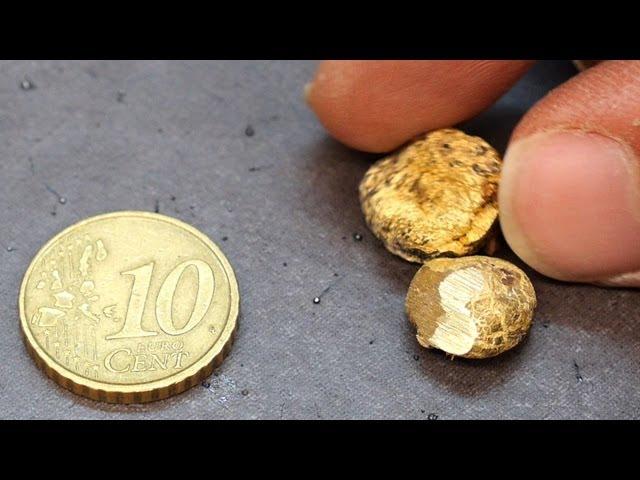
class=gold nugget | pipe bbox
[359,129,501,263]
[406,256,536,359]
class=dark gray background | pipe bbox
[1,61,638,419]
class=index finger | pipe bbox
[305,60,534,153]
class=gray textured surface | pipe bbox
[1,60,638,419]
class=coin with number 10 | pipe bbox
[19,211,239,403]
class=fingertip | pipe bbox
[305,60,533,153]
[499,130,640,285]
[305,61,399,152]
[303,82,313,104]
[595,270,640,288]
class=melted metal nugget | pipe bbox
[359,129,501,263]
[406,256,536,359]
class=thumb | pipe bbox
[499,61,640,287]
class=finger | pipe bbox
[305,60,534,152]
[572,60,602,71]
[499,60,640,287]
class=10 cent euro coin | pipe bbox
[19,211,239,403]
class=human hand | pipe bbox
[305,60,640,287]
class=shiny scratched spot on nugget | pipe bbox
[405,256,536,359]
[359,129,501,263]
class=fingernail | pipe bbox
[303,82,314,104]
[499,130,640,285]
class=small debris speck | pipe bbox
[313,297,321,304]
[222,236,228,242]
[353,233,363,241]
[154,200,160,213]
[241,389,249,396]
[413,354,420,361]
[245,125,255,137]
[573,360,584,383]
[283,262,287,267]
[157,128,164,133]
[248,166,259,172]
[170,195,176,202]
[116,91,126,103]
[201,381,211,389]
[369,340,374,345]
[333,272,339,277]
[427,413,439,420]
[20,77,36,91]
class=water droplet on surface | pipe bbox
[20,78,35,90]
[427,413,438,420]
[353,233,363,241]
[241,389,249,396]
[7,246,15,252]
[59,197,67,204]
[313,297,320,304]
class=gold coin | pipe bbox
[19,211,239,403]
[406,256,536,359]
[359,129,501,263]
